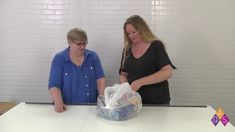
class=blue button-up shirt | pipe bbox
[48,48,105,104]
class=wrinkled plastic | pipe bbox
[97,83,142,121]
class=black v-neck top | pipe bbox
[120,40,176,104]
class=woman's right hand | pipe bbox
[54,102,66,113]
[49,87,66,113]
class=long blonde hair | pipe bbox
[121,15,158,69]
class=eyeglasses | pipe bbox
[73,41,88,46]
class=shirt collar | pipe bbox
[64,47,92,62]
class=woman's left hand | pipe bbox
[130,80,143,91]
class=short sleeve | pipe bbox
[93,52,105,79]
[155,41,176,69]
[48,54,64,89]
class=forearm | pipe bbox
[97,77,106,95]
[119,71,128,83]
[138,64,173,86]
[49,87,66,112]
[49,87,64,105]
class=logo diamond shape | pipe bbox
[221,114,229,126]
[211,114,219,126]
[216,108,225,120]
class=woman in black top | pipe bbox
[119,15,176,104]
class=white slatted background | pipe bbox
[0,0,234,125]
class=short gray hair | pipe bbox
[67,28,88,42]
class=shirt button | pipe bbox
[86,93,90,96]
[86,84,88,87]
[85,75,87,78]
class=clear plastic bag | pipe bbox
[97,83,142,121]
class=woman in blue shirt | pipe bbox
[48,28,106,112]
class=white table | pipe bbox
[0,103,234,132]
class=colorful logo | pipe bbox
[211,108,229,126]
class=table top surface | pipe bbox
[0,103,234,132]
